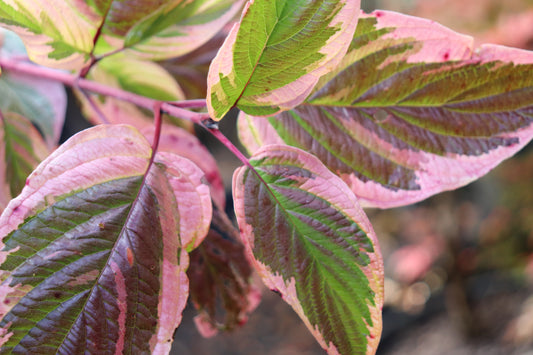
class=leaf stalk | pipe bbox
[0,57,205,124]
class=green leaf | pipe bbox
[238,11,533,208]
[233,144,383,355]
[207,0,361,120]
[0,112,49,212]
[0,124,212,353]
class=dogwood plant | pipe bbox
[0,0,531,354]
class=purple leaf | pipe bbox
[188,205,260,336]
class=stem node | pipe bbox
[202,118,219,130]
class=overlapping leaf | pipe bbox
[142,124,226,208]
[239,11,533,208]
[0,0,243,70]
[77,56,186,130]
[0,112,49,212]
[207,0,361,120]
[109,0,245,61]
[0,125,212,353]
[161,30,228,100]
[233,144,383,355]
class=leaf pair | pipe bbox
[207,3,386,351]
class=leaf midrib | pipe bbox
[261,178,373,352]
[233,0,321,107]
[59,149,157,351]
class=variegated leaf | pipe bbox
[0,124,212,353]
[160,29,228,100]
[239,11,533,208]
[111,0,245,61]
[233,144,383,355]
[0,0,243,70]
[0,29,66,148]
[0,112,49,212]
[207,0,361,120]
[0,0,100,69]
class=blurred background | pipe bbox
[60,0,533,353]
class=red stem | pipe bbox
[203,125,252,169]
[0,56,206,124]
[0,56,254,169]
[167,99,207,109]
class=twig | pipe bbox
[0,56,206,124]
[77,90,110,124]
[167,99,207,109]
[201,122,253,170]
